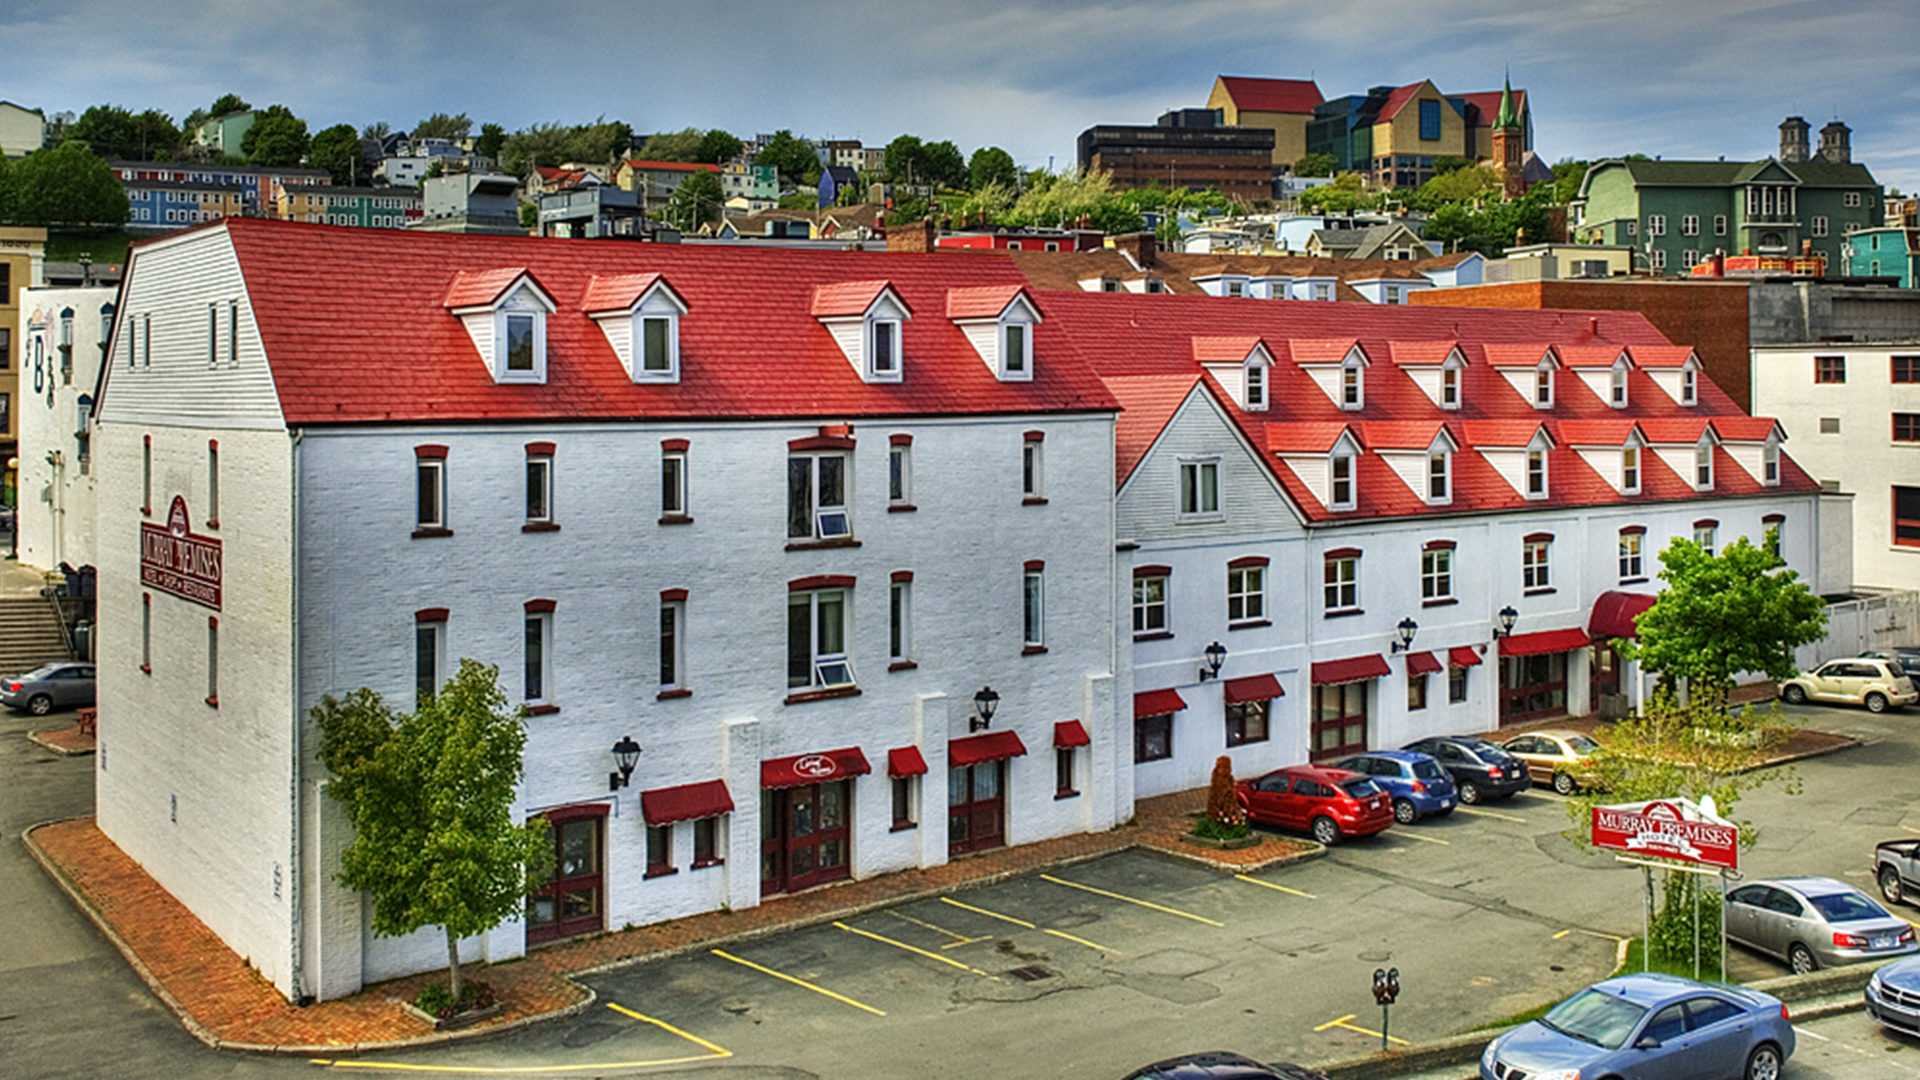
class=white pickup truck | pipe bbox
[1876,838,1920,906]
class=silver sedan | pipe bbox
[1725,876,1918,973]
[0,661,95,716]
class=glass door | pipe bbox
[1310,681,1369,761]
[761,782,852,896]
[948,762,1006,856]
[527,811,604,945]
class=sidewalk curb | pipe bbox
[26,728,95,756]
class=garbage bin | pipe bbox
[74,619,91,661]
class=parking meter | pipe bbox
[1370,967,1400,1049]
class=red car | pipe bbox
[1234,764,1394,845]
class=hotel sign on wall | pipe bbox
[141,496,223,610]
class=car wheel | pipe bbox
[1881,866,1905,906]
[1459,781,1482,805]
[1393,799,1418,824]
[1789,943,1817,975]
[1311,816,1340,846]
[1866,692,1889,714]
[1744,1042,1782,1080]
[1552,771,1576,795]
[26,694,51,716]
[1781,684,1807,705]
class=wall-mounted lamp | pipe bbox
[1494,605,1519,640]
[1390,617,1419,654]
[608,735,642,791]
[971,686,1000,733]
[1198,640,1227,681]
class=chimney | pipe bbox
[1778,116,1810,163]
[1818,120,1851,164]
[888,218,936,254]
[1111,231,1157,269]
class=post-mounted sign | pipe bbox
[141,496,223,610]
[1590,798,1737,871]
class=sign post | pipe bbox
[1590,798,1738,978]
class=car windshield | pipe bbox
[1538,988,1648,1049]
[1412,760,1446,780]
[1566,734,1600,754]
[1466,742,1513,763]
[1808,890,1891,923]
[1339,779,1381,799]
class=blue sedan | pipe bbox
[1330,749,1457,823]
[1868,955,1920,1037]
[1482,973,1793,1080]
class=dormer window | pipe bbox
[1535,368,1554,408]
[586,273,689,383]
[446,268,557,385]
[870,318,900,378]
[1622,446,1641,494]
[947,285,1039,382]
[1427,450,1450,503]
[1003,323,1028,376]
[505,314,536,373]
[1440,367,1459,409]
[1246,361,1266,410]
[1763,440,1780,485]
[1610,364,1629,407]
[1681,367,1697,405]
[815,280,913,384]
[1341,363,1363,410]
[1330,452,1356,510]
[1526,448,1547,498]
[1694,440,1713,489]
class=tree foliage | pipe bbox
[882,134,924,184]
[501,119,634,175]
[208,93,251,118]
[1296,172,1378,213]
[1292,152,1337,178]
[663,169,724,230]
[754,129,817,186]
[313,661,550,1000]
[309,123,363,185]
[362,121,391,141]
[412,112,472,142]
[243,105,309,166]
[919,140,967,190]
[1619,530,1826,700]
[473,123,506,164]
[639,127,704,162]
[697,128,742,165]
[68,105,181,161]
[968,146,1018,192]
[4,142,129,226]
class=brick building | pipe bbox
[1076,112,1275,201]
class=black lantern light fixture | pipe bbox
[971,686,1000,732]
[1198,640,1228,681]
[1390,617,1419,654]
[609,735,642,791]
[1494,605,1519,639]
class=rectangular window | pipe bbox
[1228,565,1264,622]
[647,824,673,876]
[1895,414,1920,443]
[1427,452,1449,501]
[1225,699,1269,746]
[1448,665,1468,703]
[1648,214,1666,237]
[1626,220,1636,237]
[1812,216,1829,237]
[788,453,850,539]
[1535,369,1552,406]
[1764,442,1779,484]
[1023,567,1045,648]
[1820,417,1841,434]
[1408,671,1428,711]
[788,589,851,688]
[227,301,237,365]
[1004,323,1026,374]
[1324,554,1358,611]
[1622,447,1640,492]
[1766,521,1783,559]
[417,458,445,530]
[1440,367,1459,407]
[141,594,151,671]
[1179,460,1220,516]
[641,316,671,372]
[1056,747,1078,797]
[888,443,910,505]
[1330,455,1354,509]
[1682,214,1698,236]
[1897,487,1920,548]
[1523,538,1551,591]
[524,613,548,701]
[890,580,910,662]
[525,454,552,523]
[1421,547,1452,601]
[1022,439,1044,500]
[1695,443,1713,488]
[1341,366,1361,408]
[1132,574,1168,635]
[505,314,535,371]
[416,620,442,706]
[207,619,219,705]
[1246,364,1266,408]
[661,450,686,517]
[1683,250,1700,268]
[1846,191,1862,207]
[207,443,220,525]
[870,320,897,376]
[1894,356,1920,384]
[1815,355,1846,383]
[1694,524,1717,555]
[1714,214,1727,236]
[693,818,720,867]
[207,304,217,366]
[1650,248,1666,270]
[892,776,917,829]
[1134,713,1173,763]
[1526,449,1546,496]
[143,437,153,512]
[1419,99,1441,140]
[659,600,683,689]
[1619,532,1644,580]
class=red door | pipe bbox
[1310,682,1370,761]
[527,807,605,945]
[760,781,851,896]
[948,762,1006,856]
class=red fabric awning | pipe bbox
[1404,651,1442,676]
[949,730,1027,767]
[887,746,928,778]
[1498,627,1594,658]
[1448,646,1483,668]
[640,779,733,825]
[1223,672,1284,704]
[1054,720,1091,748]
[1589,590,1657,640]
[1311,654,1392,685]
[1134,687,1189,719]
[762,746,872,789]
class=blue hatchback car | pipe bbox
[1331,750,1457,823]
[1482,973,1793,1080]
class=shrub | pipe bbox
[1205,756,1244,826]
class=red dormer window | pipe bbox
[445,269,557,385]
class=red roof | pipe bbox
[1638,417,1714,445]
[640,779,733,825]
[1360,420,1448,451]
[1108,374,1202,485]
[1588,590,1657,640]
[762,746,871,789]
[581,272,670,313]
[443,267,534,309]
[1288,338,1361,366]
[1217,76,1324,115]
[945,284,1029,320]
[1134,687,1189,719]
[1456,88,1528,124]
[1192,335,1266,365]
[1461,420,1549,448]
[949,730,1027,767]
[1404,651,1442,676]
[1630,345,1696,369]
[1498,627,1592,657]
[1559,345,1629,369]
[1224,672,1285,704]
[624,159,721,173]
[1710,417,1780,442]
[811,279,900,317]
[1557,419,1642,447]
[1312,654,1392,685]
[1388,341,1459,367]
[1483,344,1556,368]
[1376,82,1435,122]
[1267,421,1355,454]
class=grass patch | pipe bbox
[44,229,139,267]
[1467,938,1738,1034]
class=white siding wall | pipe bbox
[16,286,116,573]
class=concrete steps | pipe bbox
[0,597,74,676]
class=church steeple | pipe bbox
[1491,74,1525,198]
[1495,76,1518,130]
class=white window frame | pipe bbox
[867,317,902,381]
[789,452,851,540]
[1421,547,1452,602]
[1329,452,1356,510]
[660,598,685,690]
[1440,365,1460,410]
[1619,532,1644,581]
[1812,216,1829,238]
[1621,445,1641,494]
[1763,440,1780,485]
[1023,567,1045,649]
[789,588,852,689]
[524,611,551,703]
[416,618,443,708]
[889,579,911,663]
[1228,565,1265,623]
[1340,361,1364,410]
[497,309,546,382]
[1681,367,1697,405]
[1714,214,1728,236]
[1132,574,1168,636]
[637,312,679,380]
[1648,214,1666,237]
[661,448,687,517]
[1523,538,1551,591]
[1610,363,1629,407]
[1846,191,1862,208]
[1650,248,1667,270]
[1245,359,1268,410]
[1178,459,1221,519]
[1324,554,1359,612]
[1693,525,1716,556]
[417,457,446,530]
[1022,438,1044,501]
[1694,440,1714,489]
[1001,321,1030,378]
[1426,450,1451,504]
[889,442,911,506]
[1534,366,1554,409]
[1682,214,1699,236]
[1526,448,1547,498]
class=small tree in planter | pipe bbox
[1193,756,1250,841]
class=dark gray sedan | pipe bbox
[0,661,95,715]
[1725,876,1918,973]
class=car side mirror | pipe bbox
[1635,1035,1662,1050]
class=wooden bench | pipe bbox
[76,707,97,737]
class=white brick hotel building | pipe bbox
[91,219,1825,1002]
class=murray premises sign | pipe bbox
[141,496,223,610]
[1590,798,1738,871]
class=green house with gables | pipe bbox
[1570,117,1881,274]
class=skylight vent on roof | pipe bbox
[445,269,557,385]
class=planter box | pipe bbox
[401,999,504,1031]
[1181,831,1263,851]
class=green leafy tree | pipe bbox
[1552,159,1590,206]
[313,661,551,1003]
[474,123,506,163]
[883,195,930,226]
[412,112,471,142]
[309,123,363,185]
[563,118,632,166]
[1431,154,1471,176]
[424,158,444,179]
[640,127,704,162]
[882,134,924,184]
[920,139,967,190]
[208,93,251,118]
[663,169,724,230]
[1292,152,1337,178]
[0,154,15,222]
[243,105,308,166]
[1296,172,1378,213]
[1155,212,1184,252]
[501,123,569,175]
[7,142,129,226]
[1402,164,1500,212]
[69,106,182,161]
[755,129,818,186]
[1620,529,1826,703]
[362,121,391,141]
[697,128,742,165]
[518,201,538,229]
[968,146,1018,192]
[949,179,1015,226]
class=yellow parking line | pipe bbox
[1385,829,1450,845]
[939,936,994,949]
[1334,1018,1410,1045]
[1043,927,1112,952]
[941,896,1035,928]
[1314,1013,1357,1032]
[835,921,999,978]
[603,1003,732,1058]
[1041,874,1224,927]
[885,909,979,944]
[310,1003,732,1073]
[711,948,886,1015]
[1235,874,1316,899]
[1454,805,1527,823]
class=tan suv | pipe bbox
[1780,658,1919,713]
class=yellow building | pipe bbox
[0,226,48,501]
[1207,76,1324,169]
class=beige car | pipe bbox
[1781,658,1918,713]
[1497,730,1601,794]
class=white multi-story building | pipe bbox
[92,219,1123,1002]
[1751,343,1920,592]
[14,285,115,573]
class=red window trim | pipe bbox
[1134,564,1171,579]
[542,802,610,824]
[790,434,855,451]
[890,433,913,446]
[790,573,856,592]
[1228,555,1270,568]
[1619,525,1647,536]
[1761,513,1786,525]
[1024,429,1045,442]
[1692,518,1719,530]
[209,615,218,628]
[1523,532,1554,544]
[1024,559,1045,571]
[1421,539,1456,551]
[207,438,218,452]
[661,437,690,452]
[891,569,913,583]
[415,444,449,459]
[1325,547,1362,560]
[525,598,557,613]
[525,441,556,456]
[660,587,688,602]
[1897,487,1920,549]
[415,607,450,623]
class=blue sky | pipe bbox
[5,0,1916,194]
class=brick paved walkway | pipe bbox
[27,787,1312,1052]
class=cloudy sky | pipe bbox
[5,0,1917,193]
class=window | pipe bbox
[659,596,684,690]
[788,452,850,540]
[1421,545,1452,601]
[647,824,674,877]
[1894,356,1920,384]
[1408,670,1428,711]
[1134,713,1173,763]
[1683,249,1700,269]
[1133,571,1169,636]
[1002,323,1028,376]
[1419,99,1441,141]
[1526,449,1547,497]
[1340,364,1362,409]
[888,439,911,506]
[1523,536,1551,591]
[693,818,721,868]
[1626,220,1636,237]
[1819,417,1841,434]
[1534,368,1553,408]
[1610,365,1628,405]
[641,316,673,374]
[1693,522,1717,555]
[1694,442,1713,488]
[1022,434,1044,502]
[207,304,217,366]
[227,301,238,366]
[661,445,687,519]
[416,615,443,707]
[869,319,899,378]
[1714,214,1727,236]
[1426,451,1450,502]
[1440,367,1459,409]
[1763,441,1779,484]
[1846,191,1862,207]
[206,442,220,526]
[206,618,219,706]
[1179,460,1220,516]
[142,313,151,367]
[143,436,153,512]
[1681,367,1697,405]
[1815,355,1845,383]
[1226,699,1269,746]
[788,587,852,688]
[1448,664,1468,703]
[524,607,551,703]
[1682,214,1699,236]
[525,448,553,525]
[1648,214,1666,237]
[1622,446,1640,493]
[1246,362,1266,409]
[890,576,911,663]
[1228,562,1265,623]
[141,593,152,672]
[1329,453,1355,510]
[1023,564,1045,650]
[505,314,536,372]
[1056,747,1078,796]
[1812,216,1829,237]
[892,776,917,829]
[1764,518,1784,558]
[1619,529,1645,580]
[415,448,447,533]
[1897,487,1920,548]
[1324,551,1359,612]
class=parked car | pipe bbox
[1122,1053,1329,1080]
[0,661,96,715]
[1876,838,1920,906]
[1778,657,1917,713]
[1233,764,1393,845]
[1497,729,1602,794]
[1866,954,1920,1038]
[1400,736,1530,804]
[1330,749,1457,823]
[1480,972,1793,1080]
[1724,876,1917,973]
[1864,645,1920,681]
